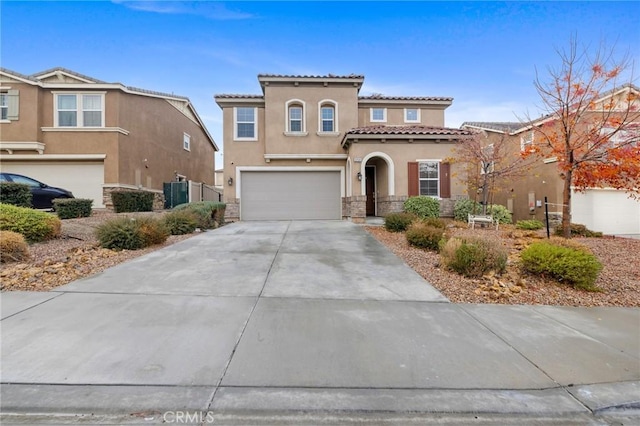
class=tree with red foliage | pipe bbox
[528,38,640,238]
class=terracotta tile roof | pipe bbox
[359,95,453,102]
[461,121,524,133]
[346,125,473,136]
[214,94,264,99]
[258,73,364,79]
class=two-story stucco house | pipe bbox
[215,74,472,222]
[0,67,218,208]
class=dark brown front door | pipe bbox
[365,166,376,216]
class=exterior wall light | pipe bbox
[357,172,362,181]
[227,177,233,186]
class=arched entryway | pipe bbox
[360,152,395,217]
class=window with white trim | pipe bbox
[0,93,8,120]
[54,93,104,127]
[404,108,420,123]
[520,131,534,151]
[183,133,191,151]
[234,107,257,140]
[289,105,303,132]
[370,107,386,122]
[419,161,439,197]
[321,105,334,132]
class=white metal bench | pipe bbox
[468,214,499,230]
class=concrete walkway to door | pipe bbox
[1,220,639,424]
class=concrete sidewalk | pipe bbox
[1,220,638,424]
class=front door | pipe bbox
[365,166,376,216]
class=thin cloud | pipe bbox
[113,1,254,20]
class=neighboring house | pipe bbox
[215,74,473,222]
[0,67,218,209]
[461,85,640,236]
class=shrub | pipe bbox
[0,203,61,243]
[162,210,198,235]
[96,217,146,251]
[0,183,32,207]
[111,191,154,213]
[521,241,602,290]
[135,216,169,246]
[488,205,513,224]
[453,198,482,222]
[0,231,30,263]
[422,217,446,229]
[173,201,226,229]
[441,236,507,278]
[554,223,603,238]
[516,219,545,230]
[384,212,416,232]
[406,222,445,251]
[403,196,440,219]
[54,198,93,219]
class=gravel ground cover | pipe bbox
[2,213,639,307]
[366,224,640,307]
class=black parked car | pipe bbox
[0,172,74,209]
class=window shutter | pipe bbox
[440,162,451,199]
[7,89,19,120]
[408,162,419,196]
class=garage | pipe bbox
[0,161,105,208]
[241,170,342,220]
[572,189,640,236]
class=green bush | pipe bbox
[111,191,154,213]
[422,217,446,229]
[162,210,198,235]
[488,205,513,224]
[441,236,507,278]
[0,183,32,208]
[53,198,93,219]
[406,222,445,251]
[383,212,416,232]
[404,196,440,219]
[173,201,226,229]
[516,219,545,230]
[521,241,602,290]
[0,203,61,243]
[96,217,145,250]
[453,198,482,222]
[554,223,603,238]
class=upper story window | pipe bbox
[419,161,439,197]
[234,106,257,140]
[404,108,420,123]
[285,99,307,135]
[183,133,191,151]
[0,90,19,121]
[0,94,7,120]
[370,107,387,122]
[520,131,534,151]
[318,100,338,134]
[54,93,104,127]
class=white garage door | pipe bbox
[1,162,105,208]
[241,171,341,220]
[572,189,640,236]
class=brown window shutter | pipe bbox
[408,162,419,196]
[440,162,451,199]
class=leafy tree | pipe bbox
[528,37,640,237]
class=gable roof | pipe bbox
[460,122,525,134]
[0,67,218,150]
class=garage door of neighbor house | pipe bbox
[241,171,341,220]
[0,162,105,208]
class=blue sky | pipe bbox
[2,1,639,165]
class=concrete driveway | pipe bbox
[1,220,639,424]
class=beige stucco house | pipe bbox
[215,74,472,222]
[461,85,640,236]
[0,67,218,208]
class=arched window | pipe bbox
[318,100,338,134]
[285,99,306,135]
